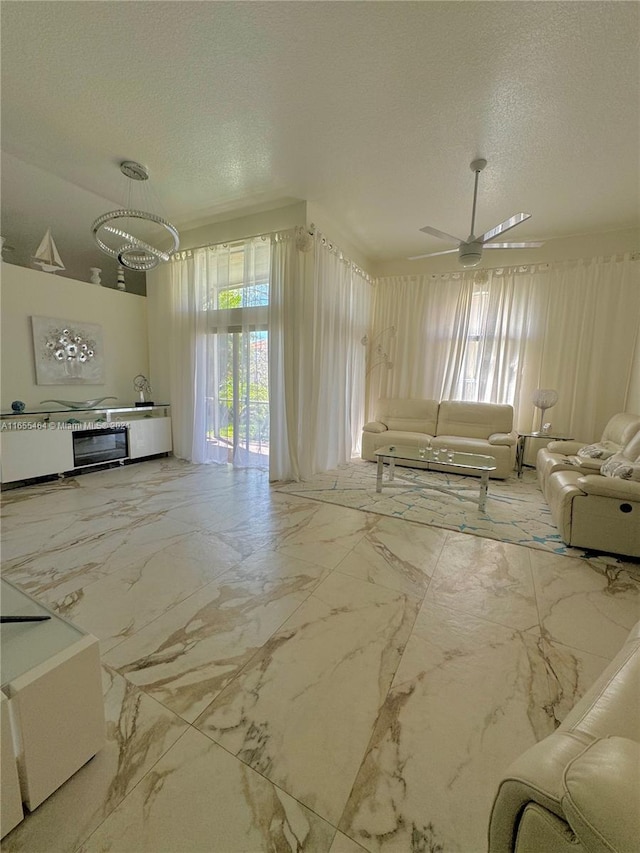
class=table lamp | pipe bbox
[532,388,559,433]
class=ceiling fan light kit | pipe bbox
[410,158,544,267]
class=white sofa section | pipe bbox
[537,428,640,557]
[537,411,640,484]
[362,399,516,478]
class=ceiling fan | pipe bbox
[410,159,544,267]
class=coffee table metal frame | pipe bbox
[374,444,497,512]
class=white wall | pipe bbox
[0,264,149,410]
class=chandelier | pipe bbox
[91,161,179,271]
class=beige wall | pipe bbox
[0,263,149,410]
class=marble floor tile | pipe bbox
[425,533,538,631]
[530,550,640,659]
[337,514,447,596]
[194,571,422,825]
[329,831,370,852]
[537,636,612,725]
[103,553,330,722]
[273,503,378,570]
[2,459,637,852]
[338,601,555,853]
[2,511,199,604]
[78,727,336,853]
[2,666,188,853]
[48,536,241,652]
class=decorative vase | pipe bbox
[89,268,102,285]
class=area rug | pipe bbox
[277,459,585,557]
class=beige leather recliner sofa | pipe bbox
[537,425,640,558]
[488,619,640,853]
[361,398,516,478]
[537,412,640,483]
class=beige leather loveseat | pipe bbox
[361,398,516,478]
[488,619,640,853]
[537,418,640,558]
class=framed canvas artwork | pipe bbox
[31,316,105,385]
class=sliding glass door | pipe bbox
[206,326,269,465]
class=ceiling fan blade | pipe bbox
[419,225,466,244]
[478,213,532,244]
[408,248,459,260]
[483,241,545,249]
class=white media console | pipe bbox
[0,405,172,485]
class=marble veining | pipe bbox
[2,457,638,852]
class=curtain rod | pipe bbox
[175,225,315,255]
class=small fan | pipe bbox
[410,159,544,267]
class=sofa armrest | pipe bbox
[576,475,640,500]
[489,431,517,447]
[546,440,585,454]
[562,737,640,853]
[362,420,388,434]
[488,731,594,853]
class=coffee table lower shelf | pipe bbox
[375,445,497,512]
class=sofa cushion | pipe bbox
[601,412,640,446]
[576,440,619,460]
[374,398,439,435]
[436,401,513,439]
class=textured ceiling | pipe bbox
[1,0,639,281]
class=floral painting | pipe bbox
[31,316,105,385]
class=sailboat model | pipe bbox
[33,228,65,273]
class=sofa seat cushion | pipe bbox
[375,430,433,448]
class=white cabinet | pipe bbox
[0,428,73,483]
[1,692,23,839]
[0,405,172,484]
[127,416,173,459]
[0,580,105,819]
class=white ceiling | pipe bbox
[1,1,639,284]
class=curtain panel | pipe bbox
[369,255,639,441]
[162,238,271,467]
[269,231,373,481]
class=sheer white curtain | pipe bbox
[533,254,640,440]
[164,237,270,467]
[269,231,372,481]
[366,274,466,414]
[369,255,639,441]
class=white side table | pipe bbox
[0,579,105,818]
[516,432,573,478]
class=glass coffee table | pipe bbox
[374,444,497,512]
